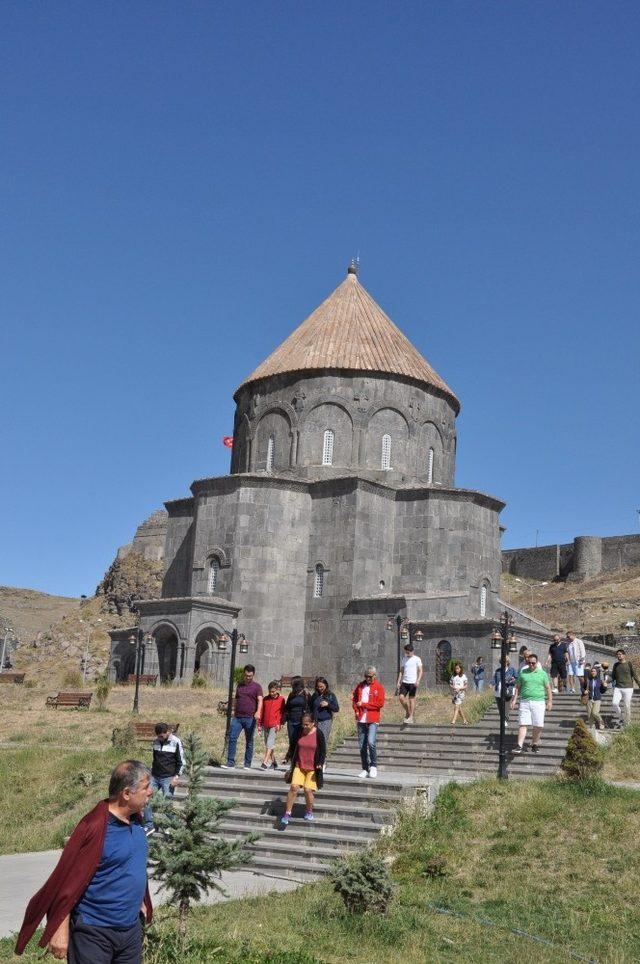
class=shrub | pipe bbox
[95,673,111,710]
[446,658,464,677]
[561,719,604,782]
[233,666,245,685]
[329,850,394,915]
[191,672,208,689]
[24,679,37,689]
[111,721,137,752]
[62,669,83,688]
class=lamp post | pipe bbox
[215,618,250,758]
[129,630,147,715]
[386,615,424,677]
[491,610,518,780]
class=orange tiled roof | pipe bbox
[236,268,459,411]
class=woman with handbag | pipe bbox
[281,713,326,826]
[493,655,517,724]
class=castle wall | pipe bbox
[502,534,640,582]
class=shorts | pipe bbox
[263,726,277,750]
[518,699,545,728]
[399,682,417,698]
[572,663,585,678]
[550,661,567,680]
[291,766,317,790]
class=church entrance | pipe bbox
[154,625,178,683]
[194,627,227,686]
[435,640,452,686]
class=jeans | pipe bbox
[227,716,256,766]
[316,718,332,745]
[474,679,485,692]
[287,720,302,744]
[612,687,634,724]
[143,775,175,828]
[357,722,378,771]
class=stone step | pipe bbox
[195,777,405,806]
[332,751,564,770]
[220,810,387,837]
[220,818,379,847]
[331,757,560,776]
[201,766,406,795]
[339,731,570,747]
[178,790,395,824]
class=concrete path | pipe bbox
[0,849,298,940]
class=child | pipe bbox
[472,656,485,692]
[450,663,469,725]
[260,680,285,770]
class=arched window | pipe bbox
[314,564,324,598]
[480,584,487,617]
[322,429,334,466]
[427,447,434,483]
[207,558,220,594]
[436,640,452,683]
[266,435,275,473]
[381,434,392,470]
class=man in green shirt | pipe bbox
[511,652,553,754]
[611,649,640,725]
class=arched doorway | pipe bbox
[110,640,137,682]
[194,627,227,686]
[154,625,178,683]
[435,640,452,685]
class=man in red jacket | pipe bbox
[16,759,153,962]
[352,665,385,779]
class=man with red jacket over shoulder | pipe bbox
[352,665,385,780]
[16,759,153,962]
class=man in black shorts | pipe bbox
[395,643,423,724]
[544,634,568,694]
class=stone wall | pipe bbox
[502,533,640,581]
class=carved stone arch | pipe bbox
[148,618,183,640]
[299,395,354,430]
[204,546,229,568]
[298,399,354,469]
[419,419,445,483]
[364,405,411,474]
[252,407,295,472]
[252,400,298,432]
[363,403,411,432]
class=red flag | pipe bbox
[222,436,234,448]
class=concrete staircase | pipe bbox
[180,768,413,880]
[185,691,638,881]
[330,691,640,779]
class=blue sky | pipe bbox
[1,1,639,597]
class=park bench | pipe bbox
[126,674,158,686]
[0,672,25,684]
[278,675,316,689]
[46,691,93,709]
[111,721,180,746]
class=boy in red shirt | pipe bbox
[260,680,285,770]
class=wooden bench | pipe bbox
[278,675,316,689]
[46,691,93,709]
[0,672,25,684]
[112,721,180,746]
[126,674,158,686]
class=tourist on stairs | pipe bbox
[585,666,607,731]
[260,680,285,770]
[611,649,640,726]
[284,675,310,743]
[511,652,553,754]
[544,635,569,694]
[352,665,385,779]
[281,713,326,825]
[396,642,423,723]
[492,655,517,725]
[309,676,339,746]
[449,663,469,725]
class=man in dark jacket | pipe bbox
[585,666,607,730]
[16,760,153,962]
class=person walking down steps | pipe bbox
[281,713,326,826]
[352,666,385,779]
[396,642,423,724]
[309,676,339,747]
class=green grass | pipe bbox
[604,723,640,782]
[0,746,123,854]
[4,777,639,963]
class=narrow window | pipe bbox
[314,564,324,598]
[480,584,487,617]
[427,447,434,483]
[322,429,334,466]
[381,434,391,470]
[208,558,219,594]
[266,435,274,472]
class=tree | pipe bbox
[148,731,257,941]
[561,718,604,782]
[329,851,395,915]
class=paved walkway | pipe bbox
[0,849,297,940]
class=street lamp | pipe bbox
[386,616,424,675]
[491,610,518,780]
[215,620,251,758]
[128,631,148,715]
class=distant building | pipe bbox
[110,266,548,687]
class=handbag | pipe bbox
[283,768,293,784]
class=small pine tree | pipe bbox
[329,851,394,915]
[148,731,257,941]
[561,718,604,782]
[95,673,111,710]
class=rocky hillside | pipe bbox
[4,552,163,683]
[501,564,640,636]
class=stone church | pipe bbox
[110,265,548,687]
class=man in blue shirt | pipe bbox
[46,760,153,963]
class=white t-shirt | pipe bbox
[360,684,370,724]
[450,674,467,691]
[401,654,423,685]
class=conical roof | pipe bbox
[236,267,459,412]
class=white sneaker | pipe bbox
[407,715,414,724]
[552,687,558,694]
[368,767,378,778]
[358,769,369,779]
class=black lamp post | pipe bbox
[491,610,518,780]
[386,616,424,678]
[216,619,250,758]
[129,630,147,715]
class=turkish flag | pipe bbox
[222,436,234,448]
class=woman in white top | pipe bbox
[450,663,469,725]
